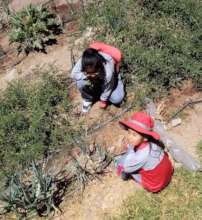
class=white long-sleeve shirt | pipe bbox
[118,142,164,174]
[71,52,115,101]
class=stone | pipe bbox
[53,0,72,22]
[171,118,182,127]
[9,0,49,12]
[9,0,81,22]
[74,27,95,46]
[5,68,18,82]
[53,0,81,22]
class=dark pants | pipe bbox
[76,74,124,104]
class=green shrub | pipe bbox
[0,68,71,177]
[80,0,202,92]
[9,4,62,54]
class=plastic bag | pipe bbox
[145,98,201,172]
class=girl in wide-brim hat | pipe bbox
[115,111,173,192]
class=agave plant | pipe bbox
[0,162,59,218]
[66,144,112,192]
[9,4,62,54]
[0,144,112,218]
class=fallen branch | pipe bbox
[168,99,202,122]
[87,103,133,135]
[12,53,27,67]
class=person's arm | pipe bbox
[71,58,85,81]
[100,59,115,101]
[122,147,150,173]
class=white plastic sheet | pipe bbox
[145,98,201,171]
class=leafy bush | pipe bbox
[9,4,62,54]
[0,68,71,177]
[81,0,202,93]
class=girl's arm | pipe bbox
[100,59,115,101]
[122,146,150,173]
[71,58,85,81]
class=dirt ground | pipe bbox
[0,24,202,220]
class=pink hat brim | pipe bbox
[119,120,160,140]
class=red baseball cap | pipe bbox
[119,112,160,140]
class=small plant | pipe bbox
[9,4,62,54]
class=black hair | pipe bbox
[81,48,106,79]
[140,133,165,149]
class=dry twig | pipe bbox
[87,104,133,135]
[168,99,202,121]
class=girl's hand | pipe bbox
[99,100,108,109]
[117,164,124,176]
[123,143,129,151]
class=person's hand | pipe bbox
[99,100,108,109]
[117,164,124,176]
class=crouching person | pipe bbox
[115,112,174,192]
[71,42,124,113]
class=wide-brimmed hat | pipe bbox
[119,112,160,140]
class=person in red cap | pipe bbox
[115,112,173,192]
